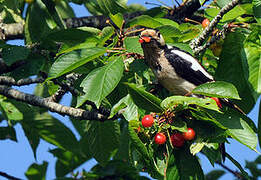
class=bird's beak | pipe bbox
[139,36,151,43]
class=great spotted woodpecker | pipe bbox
[139,29,214,96]
[139,29,245,114]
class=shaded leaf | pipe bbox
[50,148,91,177]
[2,45,30,66]
[167,148,204,180]
[25,0,57,44]
[128,123,162,178]
[125,83,163,113]
[110,94,139,121]
[192,81,241,99]
[0,96,23,121]
[207,109,257,150]
[0,126,17,142]
[77,56,124,108]
[253,0,261,23]
[244,25,261,94]
[215,31,256,113]
[80,121,120,165]
[205,170,225,180]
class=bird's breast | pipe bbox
[152,53,196,95]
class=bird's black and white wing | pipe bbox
[164,47,214,86]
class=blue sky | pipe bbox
[0,1,260,180]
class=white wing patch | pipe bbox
[171,50,214,80]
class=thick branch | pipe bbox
[2,0,202,41]
[0,85,107,121]
[190,0,239,52]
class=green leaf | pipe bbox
[190,142,206,155]
[77,56,124,108]
[192,81,241,99]
[161,96,219,111]
[125,83,163,113]
[0,97,23,121]
[0,126,17,142]
[2,45,30,66]
[55,0,75,18]
[25,161,48,180]
[244,25,261,94]
[110,94,139,121]
[50,148,91,177]
[109,13,124,28]
[167,148,204,180]
[156,25,181,38]
[207,109,258,150]
[258,98,261,150]
[21,109,79,153]
[205,170,225,180]
[90,160,147,179]
[96,0,127,15]
[154,18,179,28]
[25,0,57,44]
[124,36,143,55]
[253,0,261,23]
[127,15,163,28]
[80,121,120,165]
[215,31,256,113]
[49,47,106,79]
[128,123,162,178]
[98,26,114,46]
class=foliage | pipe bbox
[0,0,261,179]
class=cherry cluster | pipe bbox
[141,115,196,148]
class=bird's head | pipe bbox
[139,29,166,49]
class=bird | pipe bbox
[138,29,214,96]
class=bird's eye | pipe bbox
[157,32,161,38]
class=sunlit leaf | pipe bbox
[161,96,219,111]
[49,47,106,79]
[77,56,124,108]
[25,161,48,180]
[192,81,241,99]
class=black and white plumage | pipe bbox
[139,29,214,96]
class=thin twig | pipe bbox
[216,162,245,180]
[190,0,239,53]
[0,171,22,180]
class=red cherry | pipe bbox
[139,38,144,43]
[202,18,210,28]
[183,128,196,141]
[141,115,154,127]
[154,133,167,145]
[211,97,222,108]
[170,133,184,147]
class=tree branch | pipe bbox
[0,76,45,86]
[1,0,203,41]
[0,171,22,180]
[0,85,109,121]
[190,0,239,53]
[217,162,245,180]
